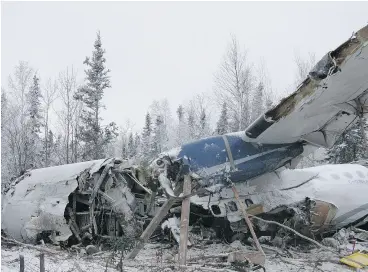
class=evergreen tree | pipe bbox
[177,105,184,122]
[121,140,128,159]
[43,130,59,166]
[127,132,135,158]
[152,115,164,156]
[134,132,141,157]
[216,102,229,135]
[141,112,152,161]
[74,31,117,160]
[26,75,43,168]
[327,118,368,163]
[251,82,265,122]
[176,104,187,145]
[198,108,210,138]
[187,109,196,141]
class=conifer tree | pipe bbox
[327,118,368,163]
[216,102,229,135]
[251,82,265,122]
[127,132,135,158]
[141,112,152,161]
[27,75,43,167]
[74,31,117,160]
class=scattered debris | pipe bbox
[340,251,368,269]
[85,245,99,255]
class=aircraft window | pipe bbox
[344,172,353,179]
[244,199,253,207]
[211,205,221,215]
[227,201,238,212]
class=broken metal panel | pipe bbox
[244,25,368,148]
[2,159,106,243]
[1,158,148,244]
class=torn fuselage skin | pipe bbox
[1,158,155,246]
[63,161,156,246]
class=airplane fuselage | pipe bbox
[170,132,304,186]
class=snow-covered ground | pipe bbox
[1,241,361,272]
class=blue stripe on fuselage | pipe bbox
[176,134,303,184]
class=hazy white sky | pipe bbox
[2,1,368,131]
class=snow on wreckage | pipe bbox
[147,24,368,244]
[1,158,154,246]
[2,24,368,271]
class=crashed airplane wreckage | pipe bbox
[1,158,156,244]
[2,25,368,254]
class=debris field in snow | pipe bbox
[1,239,363,272]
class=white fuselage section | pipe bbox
[190,163,368,228]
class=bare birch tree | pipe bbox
[214,35,255,132]
[294,52,316,88]
[57,67,79,163]
[5,61,35,176]
[42,78,58,166]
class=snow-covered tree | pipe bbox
[141,112,153,162]
[74,31,117,160]
[198,108,211,138]
[41,78,58,166]
[57,67,81,163]
[26,74,43,168]
[127,132,136,158]
[327,118,368,164]
[175,104,187,145]
[2,62,34,179]
[293,52,316,90]
[152,115,164,156]
[214,35,254,132]
[134,132,141,158]
[1,91,11,189]
[251,82,265,122]
[187,106,196,141]
[149,99,175,150]
[216,102,229,135]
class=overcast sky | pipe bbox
[2,1,368,131]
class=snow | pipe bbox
[1,241,358,272]
[163,146,182,160]
[161,216,191,246]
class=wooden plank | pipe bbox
[178,175,191,265]
[126,197,176,259]
[126,181,183,260]
[39,253,45,272]
[231,183,266,263]
[19,254,24,272]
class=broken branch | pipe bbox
[248,215,335,252]
[230,182,266,261]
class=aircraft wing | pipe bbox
[245,25,368,148]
